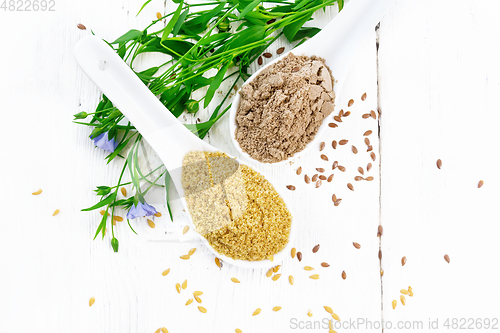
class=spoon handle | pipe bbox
[74,36,210,175]
[296,0,396,91]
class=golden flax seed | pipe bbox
[215,257,222,268]
[121,187,127,196]
[273,265,281,273]
[89,297,95,307]
[185,298,193,306]
[291,248,297,258]
[52,209,60,216]
[162,269,170,276]
[400,295,406,306]
[400,289,409,295]
[272,274,281,281]
[188,248,197,255]
[309,274,320,280]
[147,219,155,228]
[195,296,202,303]
[183,225,189,234]
[307,309,313,317]
[304,266,314,271]
[266,268,274,277]
[231,277,240,283]
[193,291,203,296]
[198,306,207,313]
[154,212,162,218]
[324,306,333,314]
[252,308,261,316]
[408,286,414,297]
[161,328,168,333]
[32,189,42,195]
[156,12,162,20]
[392,300,397,309]
[289,275,294,285]
[175,283,181,293]
[180,255,190,260]
[156,328,161,333]
[332,313,341,321]
[182,280,187,289]
[236,329,243,333]
[273,306,282,312]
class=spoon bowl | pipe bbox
[229,0,396,165]
[74,36,295,269]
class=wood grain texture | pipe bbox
[2,0,499,332]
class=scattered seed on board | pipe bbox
[252,308,261,316]
[332,313,341,321]
[156,12,162,20]
[338,166,346,172]
[307,309,313,317]
[353,242,361,249]
[297,252,303,262]
[371,152,376,161]
[291,248,297,258]
[312,244,320,253]
[355,176,364,181]
[367,163,372,172]
[408,286,414,297]
[52,209,60,216]
[332,194,337,202]
[392,300,397,309]
[320,142,326,151]
[312,174,318,182]
[370,110,377,119]
[198,306,207,313]
[315,180,322,188]
[344,111,351,117]
[321,262,330,267]
[400,295,406,306]
[235,329,242,333]
[185,298,193,306]
[289,275,294,285]
[272,274,281,281]
[347,183,354,191]
[332,161,338,169]
[193,291,203,296]
[183,225,189,234]
[341,271,346,280]
[365,138,371,146]
[77,23,87,30]
[363,130,372,136]
[365,176,374,181]
[273,306,282,312]
[400,289,409,295]
[100,210,109,216]
[162,269,170,276]
[215,257,222,268]
[319,175,327,181]
[334,199,342,206]
[339,110,344,117]
[231,277,240,283]
[348,99,354,107]
[436,159,442,169]
[113,215,123,222]
[328,123,338,128]
[358,167,364,175]
[304,266,314,271]
[180,255,190,260]
[188,248,197,256]
[332,140,337,149]
[321,154,329,161]
[273,265,281,272]
[277,47,285,54]
[258,56,263,65]
[121,187,127,196]
[444,254,450,263]
[309,274,320,280]
[195,296,202,303]
[327,174,334,182]
[182,280,187,289]
[296,167,302,175]
[401,256,407,266]
[339,139,348,145]
[305,175,311,184]
[32,189,42,195]
[478,180,484,188]
[175,283,181,293]
[161,328,168,333]
[89,297,95,307]
[263,52,272,58]
[286,185,296,191]
[334,116,343,122]
[352,146,358,154]
[362,114,371,119]
[147,219,155,228]
[361,92,367,101]
[316,168,325,173]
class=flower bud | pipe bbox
[186,99,199,113]
[111,237,119,252]
[218,19,230,32]
[73,111,88,119]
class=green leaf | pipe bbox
[111,29,143,44]
[293,0,310,11]
[164,172,173,220]
[82,192,117,212]
[290,27,321,42]
[172,8,190,36]
[136,0,152,16]
[161,0,184,42]
[283,12,312,43]
[204,60,231,108]
[338,0,344,11]
[199,32,231,46]
[238,0,260,19]
[93,211,108,240]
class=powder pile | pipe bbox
[181,151,292,261]
[235,53,335,163]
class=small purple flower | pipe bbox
[91,132,118,153]
[126,201,158,220]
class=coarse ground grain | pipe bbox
[182,151,292,261]
[235,53,335,163]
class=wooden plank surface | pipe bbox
[378,0,500,331]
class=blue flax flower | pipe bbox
[91,132,118,153]
[127,201,158,220]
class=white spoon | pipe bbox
[74,35,295,269]
[229,0,396,164]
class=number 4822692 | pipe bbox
[1,0,55,11]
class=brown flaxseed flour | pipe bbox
[181,151,292,261]
[235,53,335,163]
